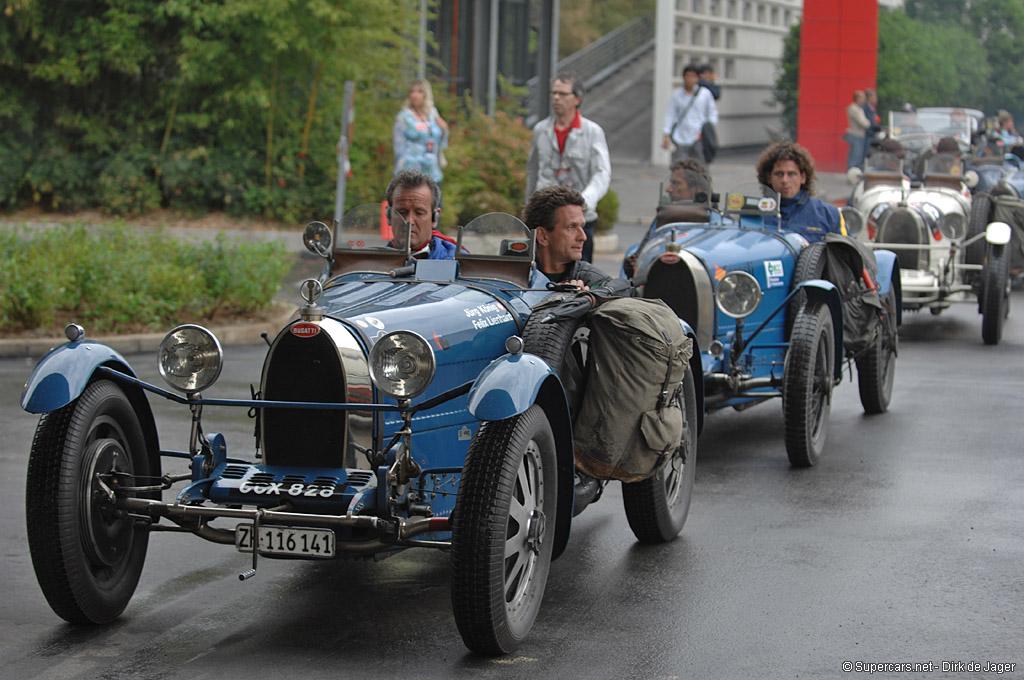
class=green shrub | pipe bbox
[0,224,290,335]
[442,107,533,231]
[98,152,162,216]
[595,189,619,232]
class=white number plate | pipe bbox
[235,524,335,558]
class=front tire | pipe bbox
[966,194,992,279]
[787,243,827,334]
[26,379,151,624]
[981,243,1011,345]
[622,366,698,543]
[856,289,898,414]
[783,300,835,467]
[451,405,557,655]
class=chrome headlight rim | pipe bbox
[368,330,436,400]
[936,212,967,240]
[715,270,762,319]
[158,324,224,394]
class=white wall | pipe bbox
[652,0,804,166]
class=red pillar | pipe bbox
[796,0,878,172]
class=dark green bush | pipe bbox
[595,189,619,232]
[0,224,291,335]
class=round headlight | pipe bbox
[158,325,224,394]
[716,271,762,319]
[936,212,966,240]
[369,331,435,400]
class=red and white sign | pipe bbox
[290,323,321,338]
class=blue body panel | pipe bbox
[21,340,137,413]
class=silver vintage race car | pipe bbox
[848,148,1013,344]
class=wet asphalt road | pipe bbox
[1,291,1022,679]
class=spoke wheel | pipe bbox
[981,243,1011,345]
[783,300,835,467]
[856,289,898,414]
[451,405,557,655]
[622,366,698,543]
[26,379,150,624]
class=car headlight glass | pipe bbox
[715,271,762,319]
[936,212,966,240]
[158,325,224,394]
[369,331,435,399]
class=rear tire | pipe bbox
[622,366,697,543]
[451,405,557,655]
[783,301,835,467]
[856,289,898,414]
[981,244,1011,345]
[26,380,150,624]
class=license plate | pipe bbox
[235,524,335,558]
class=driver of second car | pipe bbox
[756,140,846,243]
[523,186,620,290]
[386,168,460,259]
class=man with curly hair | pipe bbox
[755,141,846,243]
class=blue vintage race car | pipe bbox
[20,206,702,656]
[626,184,902,467]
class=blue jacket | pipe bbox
[764,190,846,243]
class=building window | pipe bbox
[742,2,752,21]
[710,26,721,47]
[784,9,792,25]
[691,25,704,46]
[771,6,779,25]
[757,4,766,23]
[728,0,737,19]
[692,0,704,13]
[725,58,736,79]
[710,0,721,16]
[726,28,736,49]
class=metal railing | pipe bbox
[526,13,655,120]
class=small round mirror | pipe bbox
[303,221,334,258]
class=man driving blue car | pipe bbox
[756,141,846,243]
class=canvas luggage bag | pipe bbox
[572,297,693,483]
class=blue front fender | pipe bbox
[22,340,139,413]
[796,280,844,380]
[467,352,564,421]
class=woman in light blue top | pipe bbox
[393,79,449,185]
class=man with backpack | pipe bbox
[661,63,719,162]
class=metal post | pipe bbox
[487,0,499,115]
[334,81,356,236]
[418,0,427,80]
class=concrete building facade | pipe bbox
[652,0,803,165]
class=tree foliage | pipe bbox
[769,23,800,140]
[876,8,990,117]
[558,0,654,57]
[0,0,530,224]
[770,1,1022,138]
